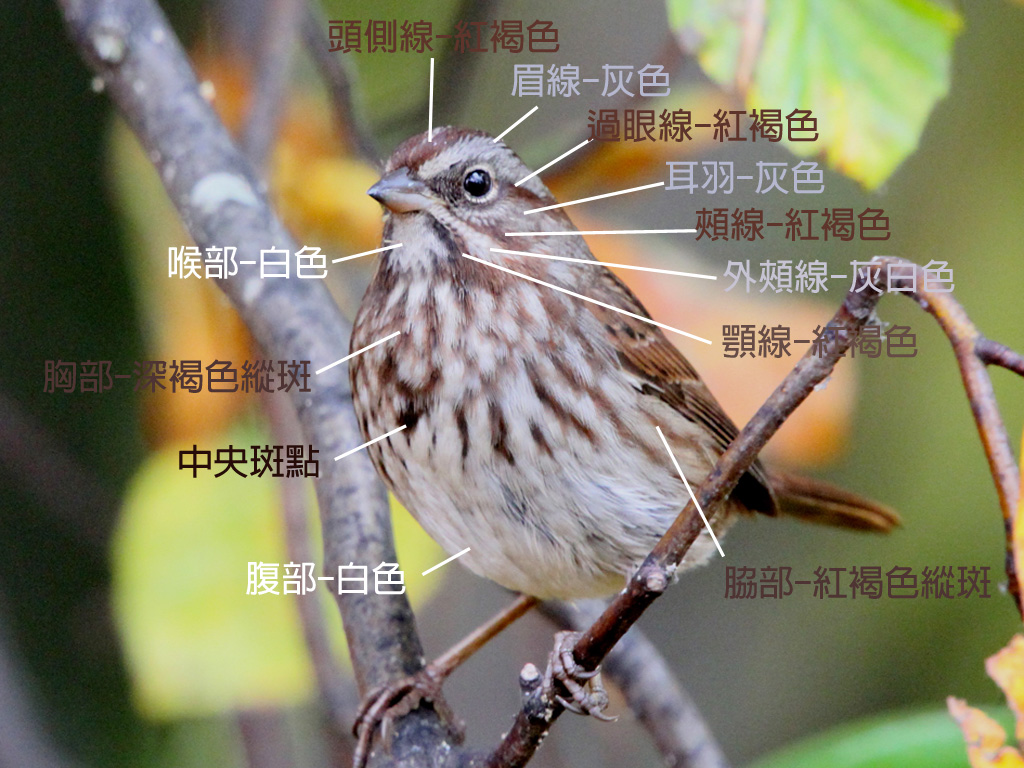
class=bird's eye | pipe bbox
[463,168,492,199]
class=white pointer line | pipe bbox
[493,106,538,142]
[332,243,403,263]
[489,248,716,280]
[506,229,696,237]
[524,182,665,215]
[422,547,472,576]
[514,138,592,187]
[462,253,711,344]
[334,425,406,461]
[428,58,435,142]
[655,426,724,557]
[316,331,401,375]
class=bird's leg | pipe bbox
[543,631,616,721]
[429,593,540,681]
[352,594,539,767]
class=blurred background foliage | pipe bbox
[2,0,1023,767]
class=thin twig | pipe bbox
[55,2,452,766]
[301,0,379,161]
[241,0,303,171]
[735,0,766,94]
[539,600,730,768]
[875,259,1022,612]
[263,391,361,736]
[977,338,1024,377]
[432,595,539,679]
[433,0,501,122]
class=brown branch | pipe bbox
[241,0,303,172]
[432,596,540,680]
[876,259,1022,612]
[263,392,361,738]
[539,600,730,768]
[977,338,1024,377]
[735,0,766,93]
[55,1,453,765]
[301,0,379,162]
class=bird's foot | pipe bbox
[352,665,464,768]
[544,631,616,721]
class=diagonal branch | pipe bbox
[241,0,303,172]
[484,262,886,767]
[976,338,1024,377]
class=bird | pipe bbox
[350,125,895,600]
[346,126,897,759]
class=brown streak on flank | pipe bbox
[650,418,704,473]
[536,278,570,327]
[529,421,554,457]
[550,349,584,387]
[589,377,637,451]
[371,444,394,487]
[455,404,470,463]
[398,399,422,435]
[378,347,397,384]
[349,355,365,397]
[489,399,515,466]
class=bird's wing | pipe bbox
[583,265,777,516]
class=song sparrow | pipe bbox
[346,126,897,764]
[350,126,895,603]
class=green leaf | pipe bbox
[667,0,962,188]
[746,707,1014,768]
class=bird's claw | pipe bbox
[352,666,464,768]
[544,631,617,722]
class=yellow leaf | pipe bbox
[947,696,1024,768]
[988,636,1024,744]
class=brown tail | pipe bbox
[768,471,900,532]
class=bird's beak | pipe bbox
[367,168,431,213]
